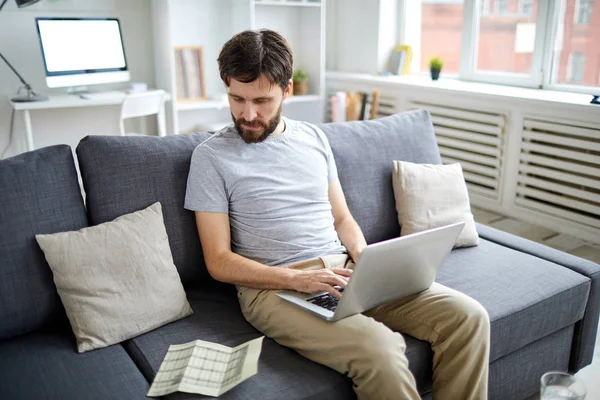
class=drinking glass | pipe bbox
[541,371,586,400]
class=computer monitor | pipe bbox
[35,17,130,89]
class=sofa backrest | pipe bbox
[76,110,439,288]
[0,145,88,340]
[76,133,212,288]
[319,110,441,244]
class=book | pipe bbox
[345,92,362,121]
[359,92,369,120]
[388,45,412,76]
[331,94,339,122]
[335,91,347,122]
[369,89,381,120]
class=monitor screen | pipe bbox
[35,18,130,88]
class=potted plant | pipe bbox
[429,56,444,81]
[292,69,309,96]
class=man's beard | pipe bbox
[232,103,282,144]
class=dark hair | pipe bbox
[218,29,293,91]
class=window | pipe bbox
[480,0,490,14]
[550,0,599,89]
[481,0,508,15]
[496,0,507,14]
[401,0,600,93]
[521,0,533,15]
[575,0,593,24]
[568,52,586,82]
[473,0,539,78]
[419,0,464,74]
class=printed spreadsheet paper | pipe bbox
[147,336,264,397]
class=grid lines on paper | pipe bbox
[150,344,249,389]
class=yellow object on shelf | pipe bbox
[389,45,413,76]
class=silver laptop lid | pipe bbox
[333,222,465,320]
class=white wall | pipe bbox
[326,0,382,73]
[0,0,155,158]
[326,0,400,73]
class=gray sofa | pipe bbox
[0,110,598,400]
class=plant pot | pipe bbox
[293,80,309,96]
[430,68,441,81]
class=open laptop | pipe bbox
[276,222,465,321]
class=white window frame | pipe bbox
[407,0,600,94]
[459,0,552,88]
[542,0,600,95]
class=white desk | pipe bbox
[9,90,171,152]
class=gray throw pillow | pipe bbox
[36,202,193,352]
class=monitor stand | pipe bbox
[66,86,90,95]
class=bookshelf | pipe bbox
[151,0,326,134]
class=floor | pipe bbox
[471,207,600,399]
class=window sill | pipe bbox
[326,71,599,109]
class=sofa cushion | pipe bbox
[123,288,356,399]
[76,133,212,287]
[437,234,590,362]
[35,202,192,353]
[0,145,88,341]
[319,110,441,245]
[477,223,600,372]
[0,327,149,399]
[392,161,479,247]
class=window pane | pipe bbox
[476,0,538,75]
[576,0,593,24]
[552,0,600,87]
[420,0,464,73]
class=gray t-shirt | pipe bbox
[184,117,347,266]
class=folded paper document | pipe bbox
[147,336,264,397]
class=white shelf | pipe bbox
[176,99,228,111]
[285,94,321,103]
[153,0,326,131]
[326,71,598,108]
[175,95,320,111]
[254,1,321,7]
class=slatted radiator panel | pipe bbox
[516,119,600,229]
[408,101,506,200]
[325,88,397,122]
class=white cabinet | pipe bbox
[152,0,326,134]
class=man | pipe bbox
[185,29,490,400]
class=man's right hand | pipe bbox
[291,268,353,298]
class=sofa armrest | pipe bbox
[476,223,600,372]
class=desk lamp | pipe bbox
[0,0,48,102]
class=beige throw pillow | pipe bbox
[35,202,193,352]
[392,161,479,247]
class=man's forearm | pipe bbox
[335,216,367,262]
[208,251,296,289]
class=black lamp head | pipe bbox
[15,0,42,7]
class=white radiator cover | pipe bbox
[408,101,506,201]
[516,118,600,230]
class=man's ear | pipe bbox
[283,79,293,99]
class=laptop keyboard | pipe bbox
[307,288,344,311]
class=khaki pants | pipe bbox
[237,254,490,400]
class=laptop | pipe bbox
[276,222,465,321]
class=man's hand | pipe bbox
[291,268,353,298]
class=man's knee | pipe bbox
[455,294,490,336]
[351,328,409,374]
[349,329,418,399]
